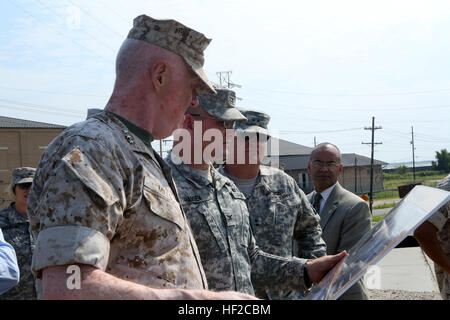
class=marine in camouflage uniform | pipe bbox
[27,15,217,298]
[220,110,326,299]
[0,167,36,300]
[427,174,450,300]
[168,88,313,295]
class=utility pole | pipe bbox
[411,126,416,181]
[314,137,317,147]
[362,116,382,214]
[216,71,242,89]
[216,71,243,100]
[354,156,357,193]
[159,140,163,157]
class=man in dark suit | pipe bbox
[307,142,371,300]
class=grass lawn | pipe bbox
[372,202,396,210]
[372,214,387,224]
[373,170,449,201]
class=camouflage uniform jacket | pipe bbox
[168,155,310,295]
[27,111,207,298]
[0,203,36,300]
[220,165,326,299]
[428,174,450,300]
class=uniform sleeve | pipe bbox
[293,186,327,259]
[248,227,310,291]
[0,229,20,295]
[336,201,372,253]
[28,137,125,276]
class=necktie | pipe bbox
[312,192,322,214]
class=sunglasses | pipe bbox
[189,113,236,129]
[17,183,32,190]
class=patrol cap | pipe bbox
[12,167,36,185]
[235,109,271,137]
[127,14,216,94]
[189,86,247,122]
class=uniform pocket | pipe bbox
[143,176,185,231]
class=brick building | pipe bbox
[0,116,65,208]
[266,138,386,194]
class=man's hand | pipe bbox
[42,264,260,300]
[306,251,348,283]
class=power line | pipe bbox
[244,97,450,112]
[0,103,83,118]
[0,98,85,114]
[96,0,129,24]
[65,0,124,38]
[279,127,364,134]
[244,85,450,97]
[6,0,113,63]
[0,85,108,98]
[35,0,118,52]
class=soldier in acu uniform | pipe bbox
[415,173,450,300]
[0,167,36,299]
[168,87,346,296]
[27,14,255,300]
[220,110,327,299]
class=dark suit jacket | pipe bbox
[308,182,372,300]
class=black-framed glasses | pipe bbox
[311,160,340,168]
[188,113,236,129]
[17,183,32,190]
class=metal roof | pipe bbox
[265,138,387,170]
[267,137,314,156]
[0,116,66,129]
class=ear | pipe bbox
[150,61,169,91]
[307,162,312,174]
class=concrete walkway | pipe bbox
[368,247,440,292]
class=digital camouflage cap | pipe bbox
[193,86,247,122]
[235,109,271,137]
[127,14,216,94]
[12,167,36,185]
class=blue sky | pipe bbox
[1,0,450,164]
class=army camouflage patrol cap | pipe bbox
[12,167,36,185]
[127,14,216,94]
[189,86,247,121]
[235,109,271,137]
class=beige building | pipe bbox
[0,116,65,208]
[266,138,387,195]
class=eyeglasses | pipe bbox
[17,183,32,190]
[311,160,340,168]
[188,113,236,129]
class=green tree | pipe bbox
[431,149,450,171]
[395,165,408,175]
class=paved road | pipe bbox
[373,208,391,216]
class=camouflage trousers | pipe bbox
[435,264,449,300]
